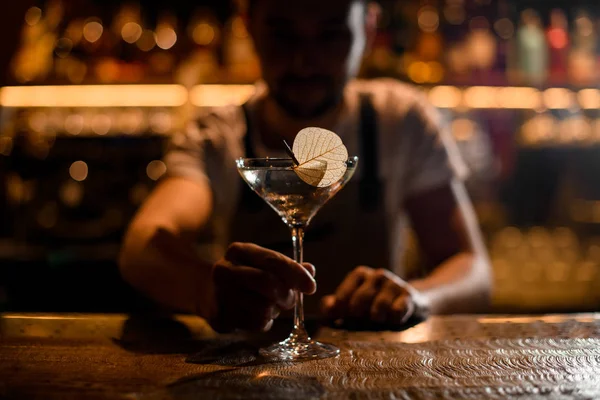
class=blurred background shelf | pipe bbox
[1,0,600,314]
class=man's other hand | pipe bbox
[321,266,429,326]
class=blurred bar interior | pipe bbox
[1,0,599,314]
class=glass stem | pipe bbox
[290,226,308,341]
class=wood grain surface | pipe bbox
[2,313,600,399]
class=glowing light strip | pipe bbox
[0,85,188,107]
[0,84,595,110]
[189,84,256,107]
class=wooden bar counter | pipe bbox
[2,313,600,399]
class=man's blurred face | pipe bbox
[249,0,367,119]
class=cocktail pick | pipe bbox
[283,139,300,166]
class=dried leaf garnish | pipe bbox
[291,127,348,187]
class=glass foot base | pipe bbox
[259,336,340,362]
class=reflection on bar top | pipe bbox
[2,313,599,344]
[0,84,598,110]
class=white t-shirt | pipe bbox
[163,78,468,278]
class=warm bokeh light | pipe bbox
[149,112,173,134]
[444,4,465,25]
[25,7,42,26]
[418,6,440,33]
[193,23,216,46]
[60,181,84,207]
[521,114,556,145]
[189,84,255,107]
[54,38,73,59]
[464,86,499,108]
[137,30,156,51]
[69,161,89,182]
[407,62,431,84]
[547,28,568,49]
[0,85,188,108]
[28,111,48,133]
[95,59,120,82]
[65,19,84,45]
[543,88,574,109]
[64,114,84,135]
[146,160,167,181]
[91,114,111,135]
[156,27,177,50]
[575,15,594,37]
[83,20,103,43]
[498,87,542,109]
[427,62,444,83]
[578,89,600,110]
[66,60,87,83]
[121,22,143,44]
[428,86,461,108]
[494,18,515,40]
[116,109,145,134]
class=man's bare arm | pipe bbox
[119,177,215,316]
[120,176,316,331]
[405,180,492,314]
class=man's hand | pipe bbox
[209,242,316,333]
[321,266,429,326]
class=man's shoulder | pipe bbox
[348,78,429,116]
[348,78,442,136]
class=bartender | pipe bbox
[120,0,491,332]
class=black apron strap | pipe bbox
[358,93,381,211]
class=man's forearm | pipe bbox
[119,225,214,317]
[409,252,491,315]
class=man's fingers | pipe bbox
[214,262,294,309]
[370,281,400,323]
[329,266,371,317]
[303,263,316,277]
[226,243,316,294]
[389,294,414,325]
[348,275,380,318]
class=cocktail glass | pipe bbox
[236,156,358,361]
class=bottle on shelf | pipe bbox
[443,0,470,83]
[569,9,597,86]
[465,14,497,84]
[491,0,515,85]
[546,9,569,85]
[515,9,548,86]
